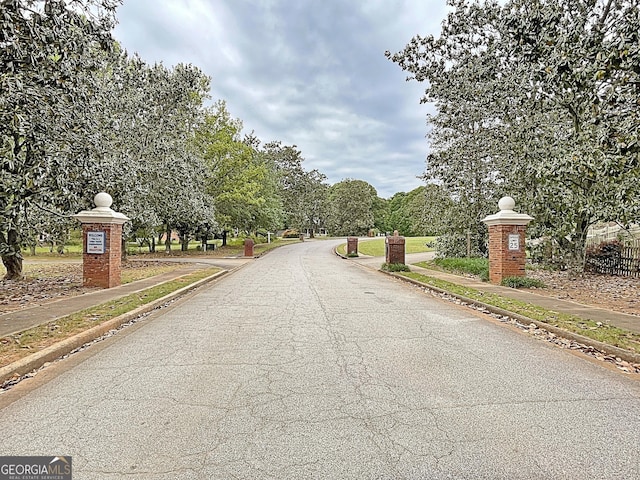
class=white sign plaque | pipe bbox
[87,231,106,254]
[508,233,520,251]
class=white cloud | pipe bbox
[112,0,445,198]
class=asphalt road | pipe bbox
[1,240,639,479]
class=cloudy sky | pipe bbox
[112,1,448,199]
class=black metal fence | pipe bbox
[585,244,640,277]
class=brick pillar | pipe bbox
[347,237,358,256]
[385,235,405,264]
[487,224,528,284]
[81,223,123,288]
[482,197,533,285]
[244,238,255,257]
[74,193,129,289]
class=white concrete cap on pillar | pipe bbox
[498,196,516,212]
[73,192,129,225]
[94,192,113,209]
[482,196,533,226]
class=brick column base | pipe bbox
[488,224,527,284]
[82,223,123,288]
[244,238,255,257]
[386,236,405,264]
[347,237,358,255]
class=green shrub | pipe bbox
[435,232,485,258]
[381,262,410,272]
[500,276,546,289]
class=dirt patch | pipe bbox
[524,270,640,317]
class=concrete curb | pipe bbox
[0,270,228,385]
[384,270,640,365]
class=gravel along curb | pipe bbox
[385,271,640,373]
[0,270,228,388]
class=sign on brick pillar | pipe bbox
[73,193,129,289]
[482,197,533,284]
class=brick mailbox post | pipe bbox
[73,192,129,288]
[385,232,405,265]
[347,237,358,256]
[482,196,533,284]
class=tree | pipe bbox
[0,0,118,279]
[371,196,388,234]
[382,186,453,237]
[387,0,513,254]
[193,102,282,235]
[327,179,377,236]
[387,0,640,268]
[384,192,412,236]
[501,0,640,267]
[83,51,213,251]
[263,141,330,236]
[301,170,330,237]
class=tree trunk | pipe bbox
[165,225,172,252]
[1,229,24,281]
[221,230,227,247]
[2,255,23,281]
[562,215,590,278]
[181,233,189,252]
[150,236,156,253]
[571,217,590,277]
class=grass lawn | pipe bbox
[353,236,436,257]
[414,257,490,281]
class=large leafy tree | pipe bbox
[264,141,329,236]
[388,0,640,268]
[264,141,307,229]
[383,192,413,236]
[328,179,377,236]
[0,0,119,279]
[387,0,516,253]
[94,58,213,251]
[501,0,640,265]
[382,186,452,237]
[193,101,282,235]
[300,169,330,237]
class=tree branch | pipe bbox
[597,0,614,32]
[30,201,74,219]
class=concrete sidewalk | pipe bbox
[0,259,245,338]
[354,252,640,336]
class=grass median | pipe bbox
[400,271,640,354]
[0,267,220,367]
